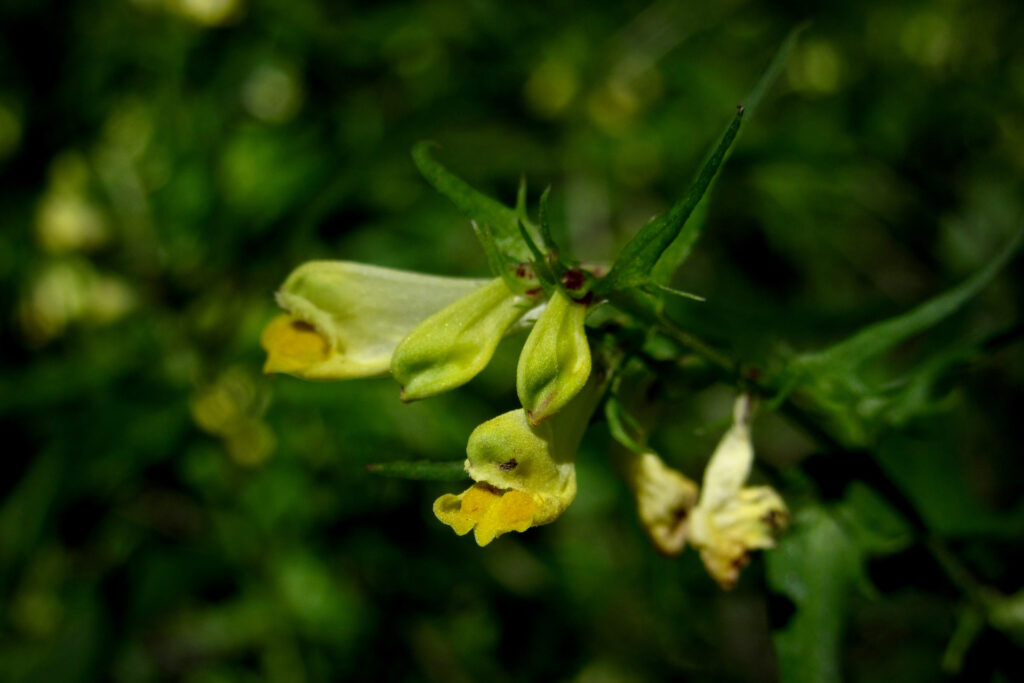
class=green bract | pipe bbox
[516,289,592,425]
[391,278,539,401]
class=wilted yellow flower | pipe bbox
[621,450,698,556]
[262,261,489,380]
[688,395,789,589]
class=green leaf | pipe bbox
[518,219,558,294]
[412,142,540,264]
[603,359,658,453]
[365,460,468,481]
[767,506,859,683]
[599,25,804,294]
[598,110,743,294]
[649,197,710,285]
[471,220,527,293]
[537,187,558,255]
[604,393,648,454]
[798,228,1023,373]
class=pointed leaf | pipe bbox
[599,26,804,293]
[767,506,859,683]
[598,110,743,294]
[799,228,1022,373]
[413,142,540,263]
[605,393,648,454]
[518,219,557,294]
[472,220,528,293]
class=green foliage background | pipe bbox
[2,0,1023,680]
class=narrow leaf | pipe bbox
[599,110,743,294]
[538,186,558,254]
[743,22,809,121]
[515,174,531,229]
[518,219,557,294]
[600,25,805,293]
[472,220,526,293]
[649,197,710,285]
[799,228,1023,372]
[365,460,468,481]
[412,142,536,263]
[538,186,569,278]
[605,394,648,454]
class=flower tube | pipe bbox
[262,261,489,380]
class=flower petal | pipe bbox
[625,451,699,556]
[691,486,789,589]
[698,394,754,510]
[433,483,541,546]
[265,261,488,380]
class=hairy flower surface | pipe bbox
[434,371,604,545]
[517,288,592,425]
[688,396,790,588]
[392,278,539,401]
[262,261,488,379]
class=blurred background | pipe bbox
[2,0,1023,680]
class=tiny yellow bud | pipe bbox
[516,288,591,425]
[392,278,535,401]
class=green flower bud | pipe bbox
[263,261,488,380]
[392,278,536,401]
[516,288,591,425]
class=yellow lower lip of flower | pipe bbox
[433,482,542,546]
[261,313,394,380]
[261,314,334,376]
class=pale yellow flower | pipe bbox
[688,395,789,588]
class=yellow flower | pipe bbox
[434,369,604,545]
[687,395,789,589]
[621,450,698,556]
[261,261,489,380]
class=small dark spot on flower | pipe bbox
[670,505,689,523]
[732,552,751,570]
[525,287,542,296]
[763,509,787,532]
[499,458,518,472]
